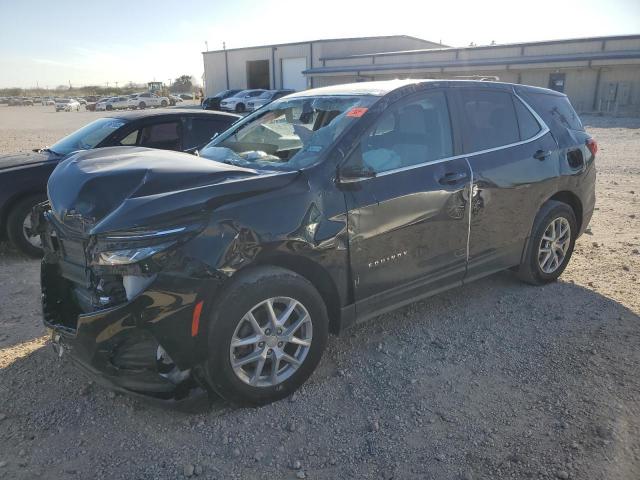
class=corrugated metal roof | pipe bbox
[304,49,640,76]
[318,34,640,62]
[202,35,444,55]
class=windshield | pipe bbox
[49,117,127,155]
[257,91,274,99]
[200,94,377,171]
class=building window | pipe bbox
[548,73,566,93]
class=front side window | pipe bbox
[459,89,520,152]
[50,118,127,154]
[354,91,453,174]
[200,95,378,171]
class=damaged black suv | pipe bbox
[36,79,596,407]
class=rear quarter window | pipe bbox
[520,92,583,132]
[514,97,541,140]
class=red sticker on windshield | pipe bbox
[346,107,368,118]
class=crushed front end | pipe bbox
[34,201,220,407]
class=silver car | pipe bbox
[219,89,266,113]
[246,89,295,111]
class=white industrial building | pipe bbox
[203,34,640,114]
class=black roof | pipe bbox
[108,108,240,121]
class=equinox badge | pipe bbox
[368,250,408,269]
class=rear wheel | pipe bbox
[518,200,577,285]
[6,194,46,257]
[204,266,328,406]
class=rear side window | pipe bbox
[459,89,520,152]
[514,98,541,140]
[520,92,583,131]
[184,117,233,149]
[138,122,181,151]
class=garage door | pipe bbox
[282,57,308,92]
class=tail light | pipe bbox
[586,138,598,157]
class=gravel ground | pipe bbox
[0,105,638,480]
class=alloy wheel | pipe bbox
[229,297,312,387]
[22,212,42,249]
[538,217,571,274]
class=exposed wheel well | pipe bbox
[251,255,343,334]
[547,191,583,233]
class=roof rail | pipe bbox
[452,75,500,81]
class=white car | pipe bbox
[55,99,80,112]
[103,96,131,111]
[219,89,266,113]
[95,97,115,111]
[131,92,170,109]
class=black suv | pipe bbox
[36,79,596,407]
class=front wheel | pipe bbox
[235,103,245,113]
[138,101,146,109]
[204,266,328,406]
[161,100,168,107]
[518,200,577,285]
[6,194,46,257]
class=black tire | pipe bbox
[6,194,46,257]
[518,200,577,285]
[161,100,168,107]
[138,101,146,109]
[204,266,329,406]
[106,104,113,111]
[235,103,245,113]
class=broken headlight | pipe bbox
[92,220,206,267]
[96,242,175,265]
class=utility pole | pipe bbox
[205,40,208,51]
[115,81,118,89]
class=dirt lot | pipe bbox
[0,104,638,480]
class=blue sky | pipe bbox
[0,0,638,88]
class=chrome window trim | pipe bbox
[367,90,550,178]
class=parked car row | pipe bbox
[92,92,172,111]
[25,79,595,408]
[202,89,294,113]
[4,97,35,106]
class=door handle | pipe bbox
[533,149,550,161]
[438,171,468,185]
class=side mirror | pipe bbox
[337,165,376,184]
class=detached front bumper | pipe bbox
[42,262,217,405]
[33,201,225,406]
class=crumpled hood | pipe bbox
[48,147,298,234]
[0,150,58,171]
